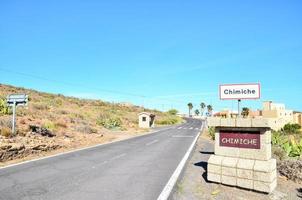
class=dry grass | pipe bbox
[0,83,182,164]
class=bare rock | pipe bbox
[29,125,56,137]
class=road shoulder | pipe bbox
[171,131,301,200]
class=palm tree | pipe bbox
[187,103,193,116]
[200,102,206,116]
[241,107,250,118]
[207,105,213,116]
[194,109,200,116]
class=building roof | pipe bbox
[138,112,156,117]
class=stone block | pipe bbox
[220,118,236,127]
[236,118,252,127]
[208,164,221,174]
[221,175,236,186]
[251,118,270,128]
[207,117,221,127]
[208,173,221,183]
[222,157,238,168]
[222,166,236,176]
[238,143,271,161]
[254,159,276,173]
[254,170,277,182]
[237,169,253,179]
[215,143,240,157]
[208,155,224,165]
[253,179,277,193]
[237,178,253,189]
[237,158,255,170]
[260,131,271,144]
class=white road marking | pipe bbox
[189,127,193,130]
[110,153,126,161]
[146,139,159,146]
[157,123,203,200]
[195,128,199,130]
[177,127,182,129]
[172,135,194,138]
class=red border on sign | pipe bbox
[219,83,261,100]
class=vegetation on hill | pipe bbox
[0,84,182,163]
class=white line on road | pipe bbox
[172,135,194,138]
[146,140,159,146]
[157,122,203,200]
[177,127,182,129]
[195,128,199,130]
[110,153,126,161]
[189,127,193,129]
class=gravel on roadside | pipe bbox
[171,132,302,200]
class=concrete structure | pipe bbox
[207,117,277,193]
[262,101,293,130]
[138,112,155,128]
[293,111,302,128]
[215,101,298,130]
[213,110,238,118]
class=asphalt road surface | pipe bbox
[0,118,203,200]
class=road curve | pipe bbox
[0,118,203,200]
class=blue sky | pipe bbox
[1,0,302,113]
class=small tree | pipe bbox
[187,103,193,116]
[206,105,213,116]
[200,102,206,116]
[167,109,178,115]
[241,107,250,118]
[0,98,10,115]
[194,109,200,116]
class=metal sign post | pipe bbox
[6,94,28,135]
[238,99,241,118]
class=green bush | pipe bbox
[0,98,10,115]
[208,126,215,140]
[156,116,182,125]
[272,130,302,158]
[96,114,122,129]
[42,121,57,131]
[282,123,301,134]
[167,109,178,115]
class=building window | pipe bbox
[142,117,146,122]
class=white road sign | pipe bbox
[219,83,260,100]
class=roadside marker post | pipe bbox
[6,94,28,135]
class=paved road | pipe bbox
[0,118,203,200]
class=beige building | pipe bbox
[262,101,293,130]
[293,111,302,128]
[138,112,155,128]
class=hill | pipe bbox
[0,84,182,165]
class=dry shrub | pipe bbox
[278,159,302,183]
[75,125,97,134]
[0,127,11,137]
[55,120,68,128]
[32,103,49,110]
[0,117,12,128]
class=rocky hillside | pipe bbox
[0,84,182,164]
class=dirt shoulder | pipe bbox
[0,127,163,168]
[171,132,302,200]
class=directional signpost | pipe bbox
[6,94,28,135]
